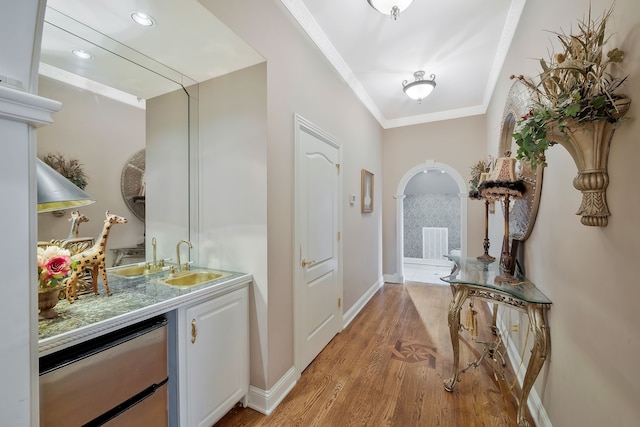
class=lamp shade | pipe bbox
[367,0,414,19]
[478,172,491,185]
[37,158,95,213]
[402,71,436,103]
[478,157,526,199]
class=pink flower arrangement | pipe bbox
[37,246,73,289]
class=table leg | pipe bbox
[112,250,124,267]
[517,305,550,427]
[444,285,469,392]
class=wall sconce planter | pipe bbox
[546,97,631,227]
[510,5,631,227]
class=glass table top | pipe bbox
[440,256,552,305]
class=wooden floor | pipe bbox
[215,281,530,426]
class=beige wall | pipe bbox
[37,77,145,263]
[197,63,269,389]
[382,115,487,275]
[200,0,384,389]
[146,87,192,263]
[486,0,640,425]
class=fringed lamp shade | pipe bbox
[479,157,526,199]
[476,156,526,282]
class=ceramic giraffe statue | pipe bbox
[64,211,128,303]
[67,210,89,240]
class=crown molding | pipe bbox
[0,85,62,127]
[279,0,386,125]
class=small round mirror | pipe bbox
[121,149,145,222]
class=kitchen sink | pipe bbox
[110,264,165,278]
[159,270,230,287]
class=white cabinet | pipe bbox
[177,285,249,426]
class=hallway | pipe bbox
[215,281,528,426]
[403,261,453,284]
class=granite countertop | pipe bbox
[38,265,252,356]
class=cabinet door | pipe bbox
[182,287,249,427]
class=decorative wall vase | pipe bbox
[38,285,63,319]
[547,98,631,227]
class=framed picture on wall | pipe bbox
[361,169,374,213]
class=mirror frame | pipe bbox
[498,80,544,242]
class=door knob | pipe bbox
[301,258,316,267]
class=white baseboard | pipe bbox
[343,276,383,328]
[495,315,552,427]
[383,273,402,283]
[246,276,386,417]
[246,367,297,415]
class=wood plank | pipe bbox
[215,282,532,426]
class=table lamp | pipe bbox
[478,155,526,282]
[476,172,496,263]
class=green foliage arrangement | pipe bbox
[41,152,89,189]
[511,4,629,168]
[468,159,491,199]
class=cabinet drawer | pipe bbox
[40,318,168,426]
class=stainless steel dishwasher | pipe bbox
[39,316,168,426]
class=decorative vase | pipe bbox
[38,285,63,319]
[547,97,631,226]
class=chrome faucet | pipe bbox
[176,240,193,272]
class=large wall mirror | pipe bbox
[37,0,265,266]
[498,80,544,243]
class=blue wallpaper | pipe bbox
[403,194,461,258]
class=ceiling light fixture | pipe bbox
[72,49,92,60]
[367,0,414,20]
[131,12,155,27]
[402,71,436,104]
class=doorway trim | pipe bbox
[393,160,467,283]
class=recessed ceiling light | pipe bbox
[131,12,155,27]
[72,49,92,60]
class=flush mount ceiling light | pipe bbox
[367,0,414,20]
[72,49,92,60]
[402,71,436,104]
[131,11,155,27]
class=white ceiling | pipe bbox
[288,0,525,128]
[40,0,525,128]
[40,0,264,101]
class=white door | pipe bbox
[294,114,342,373]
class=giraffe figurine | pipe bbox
[67,210,89,239]
[64,211,128,303]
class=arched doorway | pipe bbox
[394,160,468,283]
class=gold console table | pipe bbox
[440,256,551,427]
